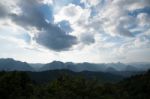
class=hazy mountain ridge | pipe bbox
[39,61,149,72]
[0,58,149,73]
[0,58,33,71]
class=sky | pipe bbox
[0,0,150,63]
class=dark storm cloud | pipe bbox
[0,0,77,51]
[57,20,73,34]
[35,26,77,51]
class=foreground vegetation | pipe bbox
[0,70,150,99]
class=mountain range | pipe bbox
[0,58,33,71]
[0,58,150,73]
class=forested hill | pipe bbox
[0,70,150,99]
[27,69,124,84]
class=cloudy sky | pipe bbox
[0,0,150,63]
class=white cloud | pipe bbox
[40,0,53,5]
[90,0,150,38]
[81,0,100,7]
[54,3,93,46]
[54,4,91,24]
[137,13,150,27]
[0,0,150,63]
[53,0,150,63]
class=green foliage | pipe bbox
[27,69,123,84]
[0,70,150,99]
[0,71,33,99]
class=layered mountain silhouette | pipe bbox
[0,58,33,71]
[0,58,149,73]
[39,61,106,72]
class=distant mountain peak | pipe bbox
[0,58,33,71]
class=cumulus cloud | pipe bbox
[0,0,77,51]
[54,4,88,24]
[54,0,150,48]
[81,0,100,7]
[137,13,150,27]
[41,0,53,5]
[0,0,150,63]
[54,3,93,46]
[35,24,77,51]
[76,0,150,39]
[57,20,73,33]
